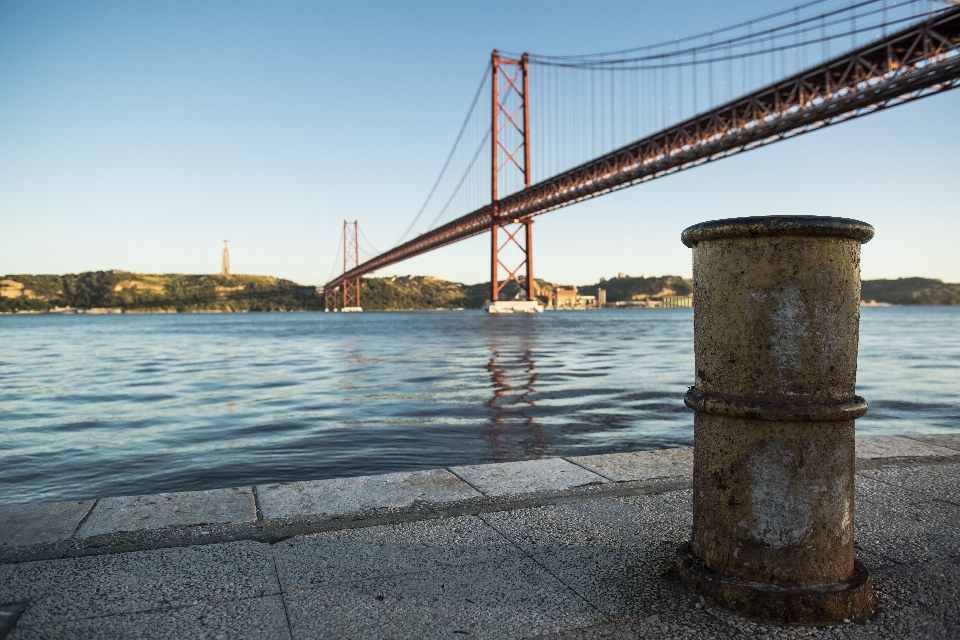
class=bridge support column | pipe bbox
[675,216,875,625]
[489,50,537,306]
[490,218,535,302]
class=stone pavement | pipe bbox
[1,433,958,639]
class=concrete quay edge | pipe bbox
[2,433,958,565]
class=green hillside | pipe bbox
[2,272,956,313]
[861,278,960,305]
[0,272,321,313]
[359,276,467,310]
[579,275,693,303]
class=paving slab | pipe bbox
[273,515,521,592]
[0,501,94,548]
[0,447,958,638]
[534,558,960,639]
[482,491,691,620]
[854,466,960,567]
[855,496,960,566]
[7,595,291,640]
[450,458,607,497]
[0,563,15,591]
[76,487,254,538]
[567,448,693,483]
[904,433,960,453]
[283,555,604,640]
[0,540,279,627]
[257,468,480,520]
[856,435,958,460]
[855,473,918,506]
[859,461,960,506]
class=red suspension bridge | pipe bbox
[324,0,960,310]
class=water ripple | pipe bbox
[1,306,958,504]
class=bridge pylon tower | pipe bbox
[324,220,361,311]
[490,50,534,303]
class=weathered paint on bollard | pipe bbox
[675,216,875,624]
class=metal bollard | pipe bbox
[675,216,875,624]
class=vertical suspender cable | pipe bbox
[678,57,683,124]
[727,41,733,104]
[822,15,828,60]
[709,33,714,110]
[852,12,857,50]
[591,68,596,154]
[600,65,605,153]
[770,34,775,86]
[693,48,698,116]
[610,64,616,148]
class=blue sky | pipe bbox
[2,0,958,285]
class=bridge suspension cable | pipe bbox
[358,226,382,259]
[391,67,491,247]
[518,0,834,63]
[511,0,946,65]
[425,130,490,231]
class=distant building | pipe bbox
[222,240,231,276]
[618,272,628,279]
[662,295,693,308]
[598,288,607,307]
[553,286,601,308]
[555,286,578,308]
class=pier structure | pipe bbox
[1,435,958,637]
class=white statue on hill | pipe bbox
[222,240,231,276]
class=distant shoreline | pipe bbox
[10,303,960,316]
[2,271,958,313]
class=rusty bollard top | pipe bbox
[681,215,874,423]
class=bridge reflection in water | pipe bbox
[483,344,549,461]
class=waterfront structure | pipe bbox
[554,287,577,308]
[551,286,597,309]
[623,297,661,308]
[1,435,956,637]
[661,295,692,308]
[221,240,231,276]
[484,300,543,313]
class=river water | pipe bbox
[2,306,958,504]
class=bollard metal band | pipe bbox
[684,387,868,422]
[675,543,874,625]
[680,215,875,248]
